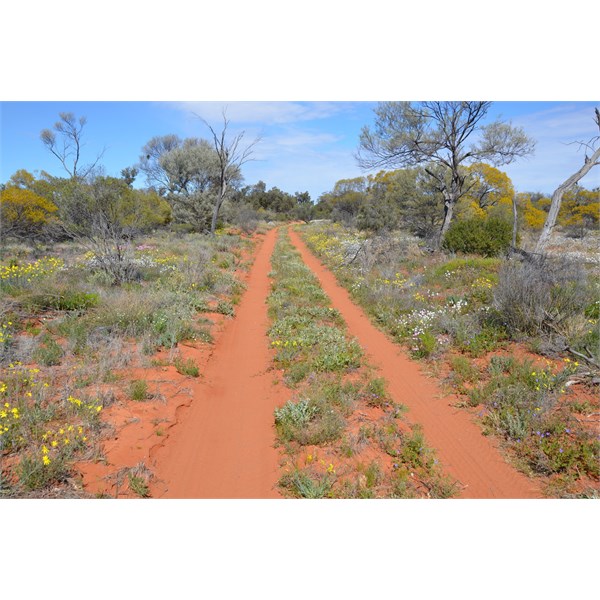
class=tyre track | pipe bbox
[289,227,541,499]
[149,228,288,498]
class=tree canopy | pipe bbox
[357,101,535,248]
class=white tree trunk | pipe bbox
[512,193,518,248]
[535,145,600,252]
[436,195,455,250]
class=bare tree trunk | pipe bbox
[210,194,223,235]
[535,145,600,252]
[512,193,519,248]
[199,110,259,236]
[536,108,600,253]
[436,195,455,250]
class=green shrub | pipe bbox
[363,460,383,488]
[18,452,70,491]
[174,357,199,377]
[216,300,235,317]
[128,474,151,498]
[279,469,333,498]
[274,397,344,446]
[400,427,435,470]
[129,380,150,401]
[443,217,512,257]
[449,355,479,385]
[412,330,437,358]
[275,398,317,435]
[364,377,388,407]
[458,324,507,357]
[312,336,363,372]
[28,291,99,312]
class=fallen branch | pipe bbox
[343,238,370,267]
[567,347,600,369]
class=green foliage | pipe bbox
[400,427,434,470]
[356,200,388,232]
[585,300,600,320]
[362,461,383,488]
[274,390,345,446]
[280,469,333,498]
[274,398,318,434]
[364,377,388,407]
[174,357,199,377]
[412,330,437,359]
[215,300,234,317]
[464,357,599,479]
[28,290,99,312]
[129,380,150,401]
[449,355,479,384]
[312,335,363,373]
[429,256,500,284]
[443,217,512,257]
[457,324,507,357]
[128,473,151,498]
[18,452,70,491]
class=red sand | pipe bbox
[149,228,289,498]
[289,227,542,499]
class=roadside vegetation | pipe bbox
[268,229,456,498]
[301,221,600,497]
[0,228,254,497]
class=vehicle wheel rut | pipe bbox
[149,228,289,498]
[288,227,542,499]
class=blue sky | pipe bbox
[2,101,598,201]
[0,101,600,200]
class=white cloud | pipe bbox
[169,101,345,125]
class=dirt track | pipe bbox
[149,228,287,498]
[148,225,542,499]
[288,227,542,499]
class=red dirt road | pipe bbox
[289,227,542,499]
[149,228,288,498]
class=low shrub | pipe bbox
[411,330,437,359]
[174,357,199,377]
[279,469,333,498]
[27,290,99,312]
[129,380,150,401]
[493,256,594,338]
[443,217,512,257]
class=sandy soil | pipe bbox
[148,228,290,498]
[78,225,548,499]
[288,227,542,499]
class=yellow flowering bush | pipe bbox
[0,257,64,288]
[0,364,99,490]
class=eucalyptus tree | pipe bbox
[138,135,223,231]
[40,112,105,180]
[356,101,535,249]
[138,125,255,233]
[197,112,260,234]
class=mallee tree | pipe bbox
[356,101,535,249]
